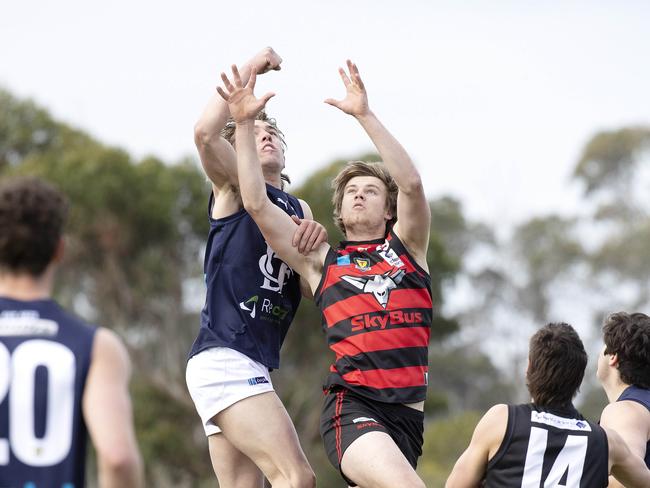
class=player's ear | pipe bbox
[52,237,65,264]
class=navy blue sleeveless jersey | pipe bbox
[188,184,304,369]
[485,403,608,487]
[0,296,96,488]
[618,385,650,467]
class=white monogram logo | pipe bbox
[259,244,293,294]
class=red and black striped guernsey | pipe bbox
[314,229,433,404]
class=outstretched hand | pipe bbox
[216,65,275,123]
[324,59,369,117]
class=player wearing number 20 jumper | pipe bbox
[0,177,142,488]
[0,297,96,487]
[446,323,650,488]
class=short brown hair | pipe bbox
[526,323,587,408]
[603,312,650,389]
[331,161,398,236]
[221,110,290,187]
[0,177,68,276]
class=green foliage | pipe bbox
[0,88,60,172]
[512,215,585,320]
[428,346,517,413]
[574,126,650,194]
[131,379,211,481]
[419,411,483,486]
[576,383,608,422]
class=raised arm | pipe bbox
[325,60,431,269]
[216,65,327,292]
[83,329,143,488]
[445,404,508,488]
[194,47,282,191]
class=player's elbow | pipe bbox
[193,121,216,149]
[98,447,143,487]
[242,194,267,218]
[399,174,424,196]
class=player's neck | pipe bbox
[262,168,283,190]
[344,226,385,242]
[603,377,629,403]
[0,270,54,301]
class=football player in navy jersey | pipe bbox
[188,47,326,488]
[445,323,650,488]
[598,312,650,487]
[0,177,143,488]
[218,59,432,488]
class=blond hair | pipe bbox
[331,161,398,236]
[221,110,290,187]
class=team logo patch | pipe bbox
[340,268,405,308]
[353,258,371,271]
[247,376,269,386]
[259,244,293,293]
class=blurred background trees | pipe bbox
[2,87,648,486]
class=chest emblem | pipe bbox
[353,258,371,272]
[340,268,405,308]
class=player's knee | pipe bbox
[288,464,316,488]
[407,478,426,488]
[278,463,315,488]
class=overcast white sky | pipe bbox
[2,0,649,230]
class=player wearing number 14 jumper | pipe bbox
[445,323,650,488]
[0,177,143,488]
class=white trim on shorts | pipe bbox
[186,346,274,436]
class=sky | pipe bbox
[1,0,649,231]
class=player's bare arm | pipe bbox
[217,65,328,292]
[445,404,508,488]
[601,401,650,488]
[83,328,143,488]
[194,47,282,192]
[295,201,328,299]
[605,426,650,488]
[325,59,431,270]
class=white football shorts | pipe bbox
[186,346,274,436]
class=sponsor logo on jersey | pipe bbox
[239,295,259,318]
[352,416,382,430]
[353,258,371,272]
[0,311,58,336]
[341,268,405,308]
[259,298,290,321]
[377,242,404,268]
[531,411,592,431]
[351,310,423,332]
[247,376,270,386]
[276,197,289,210]
[337,255,351,266]
[240,295,290,322]
[352,416,378,423]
